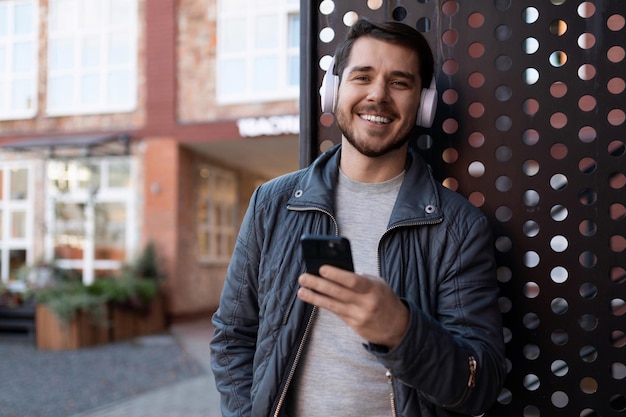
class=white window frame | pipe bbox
[0,0,38,121]
[0,161,35,282]
[46,0,138,116]
[216,0,299,104]
[197,164,238,264]
[44,157,138,285]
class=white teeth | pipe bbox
[360,114,391,124]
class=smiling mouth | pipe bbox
[359,114,392,124]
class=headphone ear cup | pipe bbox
[416,78,438,128]
[320,57,339,113]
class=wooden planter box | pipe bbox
[36,304,110,351]
[110,295,166,341]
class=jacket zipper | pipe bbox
[443,355,478,408]
[386,369,398,417]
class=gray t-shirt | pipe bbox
[286,169,404,417]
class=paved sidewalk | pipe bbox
[72,318,221,417]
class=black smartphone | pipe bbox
[300,234,354,276]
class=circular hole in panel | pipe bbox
[611,298,626,316]
[608,77,626,94]
[499,296,512,313]
[552,359,569,376]
[525,406,541,417]
[551,235,568,252]
[496,145,512,162]
[494,0,512,12]
[468,102,485,118]
[319,0,335,15]
[320,113,335,127]
[468,161,485,177]
[579,282,598,299]
[609,172,626,189]
[552,391,569,408]
[611,267,626,284]
[442,89,458,105]
[469,192,485,208]
[550,143,568,159]
[442,1,459,16]
[496,115,513,131]
[608,14,626,31]
[578,2,596,17]
[416,134,434,150]
[579,126,597,143]
[524,68,539,84]
[443,118,459,134]
[367,0,383,10]
[523,7,539,24]
[392,6,407,21]
[497,266,512,283]
[468,42,485,58]
[523,99,539,116]
[468,72,485,87]
[579,219,597,236]
[524,282,540,298]
[611,235,626,252]
[609,140,626,156]
[523,160,540,176]
[319,27,335,43]
[579,314,598,331]
[551,205,568,221]
[580,345,598,362]
[443,59,459,75]
[579,251,597,268]
[416,17,431,33]
[523,37,539,54]
[551,297,568,314]
[498,388,512,405]
[523,344,540,360]
[550,81,568,97]
[579,157,597,174]
[551,266,568,283]
[496,176,513,192]
[496,206,513,222]
[442,29,458,46]
[495,236,512,252]
[442,148,459,164]
[550,51,568,67]
[551,329,568,346]
[503,327,512,343]
[578,95,596,112]
[550,112,568,128]
[550,19,567,35]
[551,0,566,4]
[442,177,458,191]
[495,85,513,101]
[496,55,513,72]
[523,251,540,268]
[343,11,359,26]
[523,129,539,145]
[610,203,626,220]
[523,374,540,391]
[608,45,626,63]
[320,139,335,152]
[523,312,540,329]
[523,190,540,207]
[580,377,598,394]
[613,330,626,347]
[468,132,485,148]
[586,63,605,83]
[610,394,626,412]
[468,12,484,28]
[550,174,568,190]
[608,109,626,126]
[523,220,540,237]
[612,362,626,380]
[578,33,596,49]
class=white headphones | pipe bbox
[320,56,438,128]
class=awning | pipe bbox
[0,133,130,158]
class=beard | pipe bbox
[335,103,413,158]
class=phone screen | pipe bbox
[300,234,354,275]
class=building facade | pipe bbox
[0,0,300,318]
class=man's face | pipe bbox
[335,36,422,158]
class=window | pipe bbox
[197,165,238,264]
[46,0,138,115]
[217,0,299,103]
[0,0,38,120]
[46,158,137,284]
[0,163,34,282]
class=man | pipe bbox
[211,18,506,417]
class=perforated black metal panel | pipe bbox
[299,1,626,415]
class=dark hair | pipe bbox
[333,18,435,89]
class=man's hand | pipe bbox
[297,265,409,348]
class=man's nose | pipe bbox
[366,79,389,102]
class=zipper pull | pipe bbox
[386,370,397,417]
[468,356,477,388]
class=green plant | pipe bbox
[35,283,108,325]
